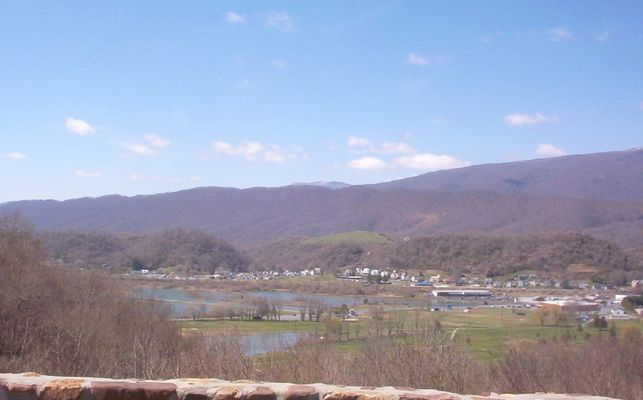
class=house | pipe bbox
[614,294,628,303]
[609,308,631,320]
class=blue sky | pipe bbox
[1,1,642,202]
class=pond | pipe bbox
[242,331,310,355]
[136,286,499,316]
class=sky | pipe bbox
[1,1,642,202]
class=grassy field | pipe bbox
[180,319,324,334]
[181,307,642,360]
[394,308,642,360]
[302,231,391,246]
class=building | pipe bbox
[541,300,600,315]
[432,289,493,297]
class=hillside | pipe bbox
[302,231,391,246]
[3,185,643,248]
[373,148,643,202]
[38,228,642,283]
[247,232,642,283]
[41,229,249,272]
[1,149,642,248]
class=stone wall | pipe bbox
[0,373,618,400]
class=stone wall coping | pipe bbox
[0,373,620,400]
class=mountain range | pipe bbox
[2,149,642,248]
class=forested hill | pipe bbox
[39,229,643,284]
[372,148,643,202]
[1,149,642,248]
[41,229,249,273]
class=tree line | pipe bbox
[11,215,643,282]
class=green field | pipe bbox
[181,308,642,360]
[302,231,391,246]
[180,319,324,334]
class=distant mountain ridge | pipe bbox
[1,149,642,248]
[373,148,643,202]
[290,181,351,190]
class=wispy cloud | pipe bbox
[265,11,295,32]
[395,153,468,171]
[503,113,557,126]
[595,30,610,43]
[144,134,171,148]
[5,152,26,160]
[347,136,373,149]
[125,143,155,156]
[347,136,414,154]
[347,156,387,171]
[65,117,95,135]
[225,11,246,24]
[271,59,287,69]
[547,27,573,41]
[407,52,428,66]
[535,143,566,158]
[480,30,503,44]
[122,134,170,156]
[212,141,302,163]
[234,79,253,91]
[75,170,102,178]
[379,142,415,154]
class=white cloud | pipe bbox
[225,12,246,24]
[212,141,300,163]
[535,143,566,158]
[347,136,415,154]
[265,11,295,32]
[407,52,428,66]
[347,136,373,148]
[595,30,610,43]
[347,157,387,171]
[144,134,171,148]
[65,117,95,135]
[379,142,415,154]
[125,143,155,156]
[189,176,202,182]
[75,170,102,178]
[395,153,468,171]
[5,152,26,160]
[503,113,557,126]
[547,27,573,41]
